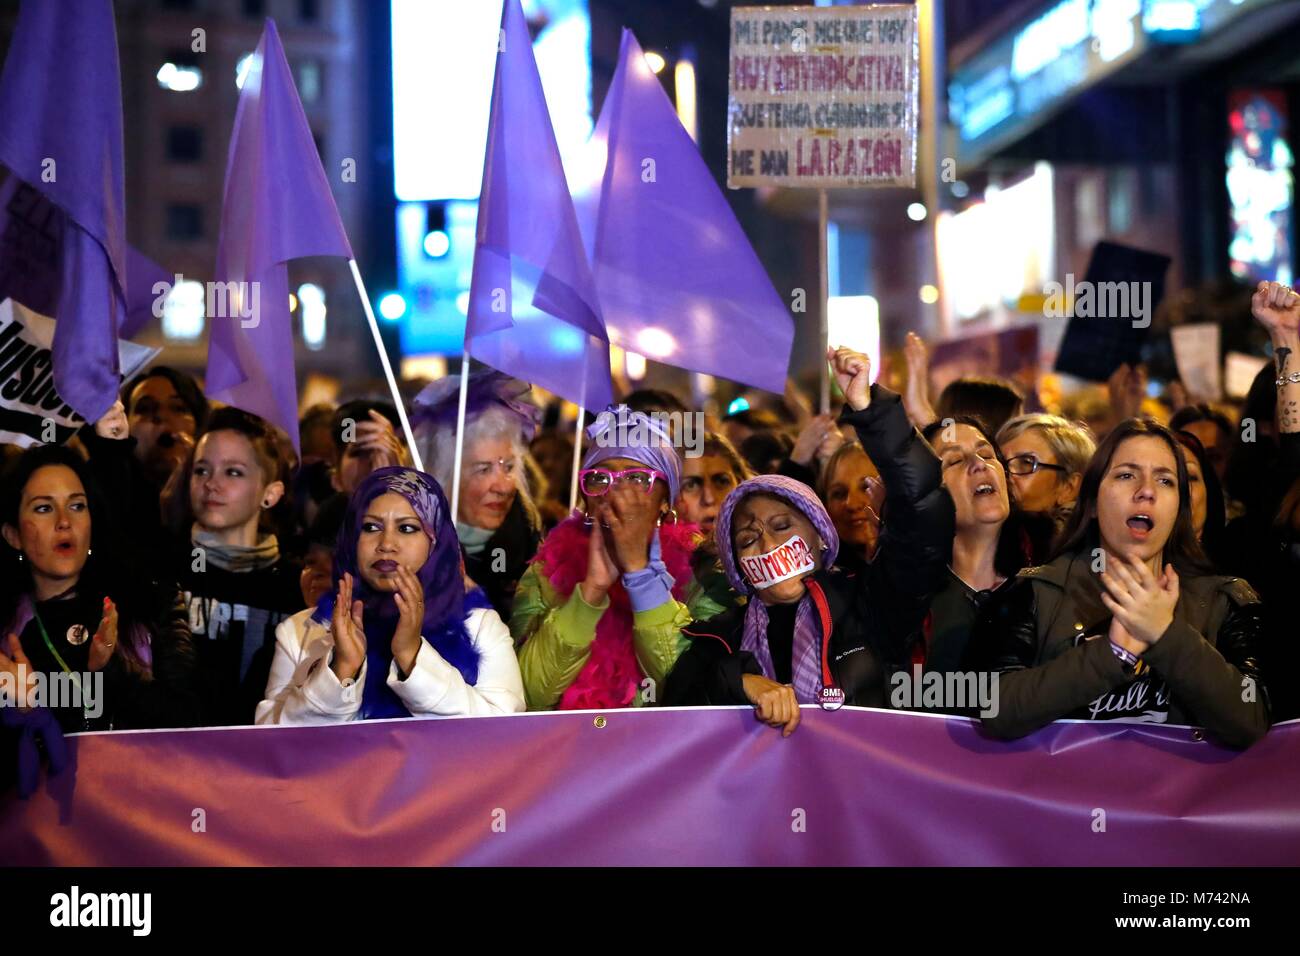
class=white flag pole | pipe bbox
[449,350,471,522]
[348,259,423,472]
[569,406,584,512]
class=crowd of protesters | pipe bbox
[1,279,1297,792]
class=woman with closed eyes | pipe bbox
[257,467,524,723]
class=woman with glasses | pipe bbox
[413,371,543,621]
[996,414,1096,539]
[509,406,731,710]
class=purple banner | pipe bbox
[3,708,1298,866]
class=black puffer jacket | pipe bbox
[664,385,955,707]
[967,550,1270,748]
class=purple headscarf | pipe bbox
[714,475,840,704]
[315,467,485,718]
[412,370,542,442]
[582,404,682,502]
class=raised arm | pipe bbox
[832,350,954,647]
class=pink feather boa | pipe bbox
[530,514,700,710]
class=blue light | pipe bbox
[378,292,407,321]
[727,397,751,416]
[423,229,450,258]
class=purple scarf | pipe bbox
[715,475,840,704]
[313,467,482,719]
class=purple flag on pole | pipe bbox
[0,0,127,423]
[466,0,613,412]
[207,18,353,453]
[580,30,795,394]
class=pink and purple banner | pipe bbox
[3,708,1298,866]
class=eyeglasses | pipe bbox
[579,467,667,496]
[1006,454,1069,477]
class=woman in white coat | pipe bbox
[256,467,524,724]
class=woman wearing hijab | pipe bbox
[510,405,729,711]
[663,349,955,735]
[256,467,524,723]
[413,371,544,621]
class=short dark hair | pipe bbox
[121,366,209,431]
[1169,404,1233,441]
[935,377,1024,436]
[330,400,400,456]
[621,388,689,418]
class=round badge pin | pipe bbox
[820,686,845,711]
[66,624,90,646]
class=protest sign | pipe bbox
[1170,322,1222,401]
[0,298,159,447]
[1053,241,1171,383]
[727,4,919,188]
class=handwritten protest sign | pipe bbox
[0,298,159,447]
[727,4,919,189]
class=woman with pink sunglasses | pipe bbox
[509,406,732,710]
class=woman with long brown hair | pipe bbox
[968,418,1270,748]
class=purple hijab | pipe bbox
[314,467,485,718]
[714,475,840,703]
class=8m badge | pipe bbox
[820,686,845,711]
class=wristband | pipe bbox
[1109,640,1139,667]
[1109,640,1148,676]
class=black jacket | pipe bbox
[664,386,955,707]
[462,495,541,622]
[174,542,305,726]
[967,551,1270,748]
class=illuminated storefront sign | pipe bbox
[950,0,1284,168]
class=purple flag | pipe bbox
[120,246,174,340]
[3,710,1299,865]
[207,18,353,452]
[580,30,795,394]
[466,0,613,412]
[0,0,127,422]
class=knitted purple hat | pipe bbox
[715,474,840,593]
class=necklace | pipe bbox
[30,606,92,725]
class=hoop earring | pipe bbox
[657,508,678,527]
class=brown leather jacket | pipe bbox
[967,551,1269,748]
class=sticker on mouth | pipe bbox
[740,535,816,590]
